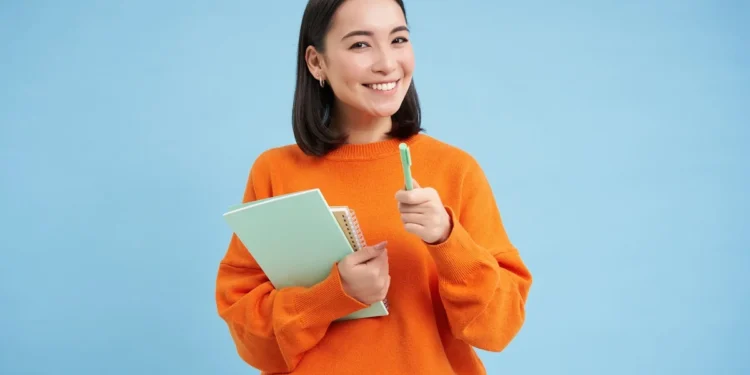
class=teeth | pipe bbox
[367,81,397,91]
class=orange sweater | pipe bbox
[215,133,532,374]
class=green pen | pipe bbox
[399,142,413,190]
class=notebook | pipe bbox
[222,188,389,321]
[330,206,367,251]
[330,206,390,310]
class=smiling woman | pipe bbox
[293,0,421,156]
[215,0,533,374]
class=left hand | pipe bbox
[395,179,452,244]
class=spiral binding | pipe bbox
[347,209,367,250]
[344,208,388,311]
[340,220,354,249]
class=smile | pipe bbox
[364,80,399,92]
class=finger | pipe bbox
[376,258,389,279]
[349,241,387,264]
[400,212,425,224]
[404,222,424,236]
[394,189,431,205]
[368,248,389,271]
[411,178,421,188]
[398,201,430,213]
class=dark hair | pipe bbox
[292,0,423,156]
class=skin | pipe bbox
[307,0,452,304]
[395,179,452,245]
[305,0,415,144]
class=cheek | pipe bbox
[348,60,374,86]
[329,56,370,87]
[398,48,416,75]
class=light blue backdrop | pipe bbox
[1,1,747,374]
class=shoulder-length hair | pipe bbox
[291,0,422,157]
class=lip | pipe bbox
[364,79,400,85]
[363,79,400,95]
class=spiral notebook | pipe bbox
[330,206,390,310]
[330,206,367,251]
[223,189,389,321]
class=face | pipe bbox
[306,0,415,120]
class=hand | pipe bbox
[395,179,452,244]
[337,241,391,305]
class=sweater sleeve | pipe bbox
[426,158,533,352]
[215,154,368,372]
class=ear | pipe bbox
[305,45,326,82]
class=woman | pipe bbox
[215,0,533,374]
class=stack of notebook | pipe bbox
[222,188,389,321]
[329,206,367,252]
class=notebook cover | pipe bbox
[223,188,388,321]
[330,206,367,252]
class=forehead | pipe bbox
[329,0,406,35]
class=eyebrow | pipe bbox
[341,25,410,40]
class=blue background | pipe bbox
[1,1,748,374]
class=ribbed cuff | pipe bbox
[294,263,369,327]
[426,206,499,283]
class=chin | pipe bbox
[360,94,409,118]
[366,103,403,118]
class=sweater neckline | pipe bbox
[322,133,427,161]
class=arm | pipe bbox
[215,156,368,372]
[426,160,532,352]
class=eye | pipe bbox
[393,37,409,44]
[349,41,369,49]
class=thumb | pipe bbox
[349,241,387,264]
[411,178,421,189]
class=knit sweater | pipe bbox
[215,133,532,375]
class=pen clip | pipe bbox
[399,143,411,166]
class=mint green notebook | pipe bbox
[222,188,389,321]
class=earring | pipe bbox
[319,77,325,88]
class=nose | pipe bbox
[371,48,397,75]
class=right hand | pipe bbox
[337,241,391,305]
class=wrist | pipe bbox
[427,208,453,245]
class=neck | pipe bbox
[332,104,392,144]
